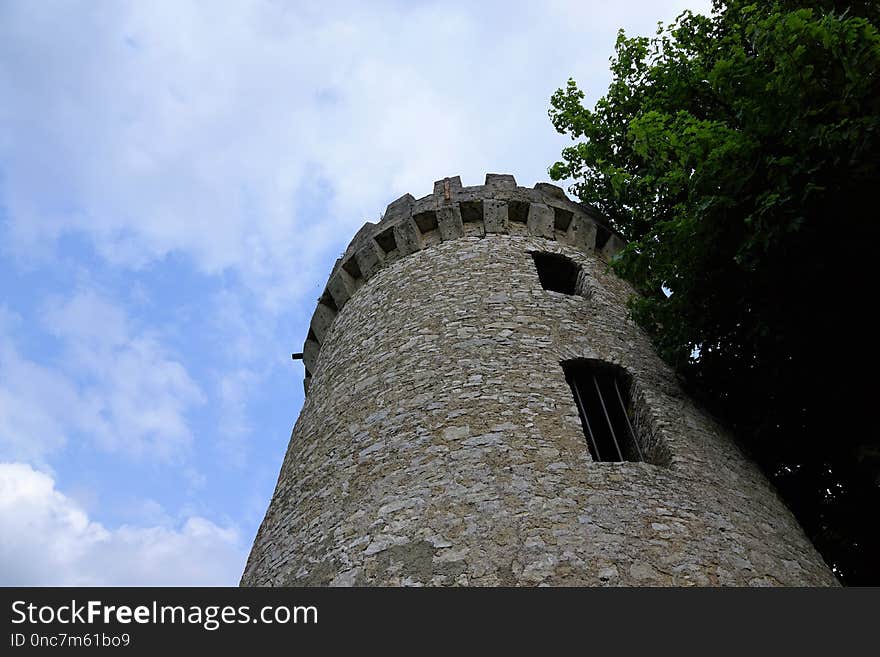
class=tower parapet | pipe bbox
[302,174,625,392]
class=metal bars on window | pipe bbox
[564,363,643,463]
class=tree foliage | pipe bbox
[550,0,880,584]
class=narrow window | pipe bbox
[563,361,643,462]
[531,252,579,295]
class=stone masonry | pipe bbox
[241,174,837,586]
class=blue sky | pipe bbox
[0,0,708,585]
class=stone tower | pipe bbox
[241,174,836,586]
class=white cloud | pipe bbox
[0,338,82,467]
[0,292,204,464]
[216,368,258,468]
[0,462,244,585]
[42,290,206,460]
[0,0,711,310]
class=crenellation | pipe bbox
[309,302,337,343]
[526,202,555,239]
[433,175,462,199]
[569,215,598,252]
[302,337,321,376]
[383,193,415,222]
[483,199,508,234]
[436,204,465,241]
[326,267,356,310]
[533,181,568,200]
[392,218,424,257]
[601,233,627,259]
[485,173,517,189]
[354,240,385,281]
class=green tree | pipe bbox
[550,0,880,584]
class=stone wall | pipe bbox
[241,175,836,586]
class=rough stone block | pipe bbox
[327,268,356,309]
[310,302,338,343]
[393,218,424,256]
[534,182,568,201]
[526,202,555,239]
[483,200,508,234]
[346,221,377,257]
[355,241,385,280]
[302,338,320,375]
[602,233,627,260]
[383,193,415,223]
[570,215,598,251]
[433,176,462,201]
[437,204,465,241]
[484,173,517,189]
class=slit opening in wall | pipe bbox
[531,251,580,296]
[553,207,574,231]
[342,256,362,280]
[594,225,611,251]
[507,200,529,224]
[460,200,483,224]
[562,360,644,463]
[318,291,338,313]
[413,210,439,233]
[375,227,397,254]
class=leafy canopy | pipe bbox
[549,0,880,583]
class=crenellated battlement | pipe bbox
[301,174,625,391]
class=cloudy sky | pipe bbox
[0,0,709,585]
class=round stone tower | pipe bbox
[241,174,836,586]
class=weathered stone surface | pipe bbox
[534,181,567,200]
[326,268,355,310]
[393,218,423,256]
[602,233,627,260]
[301,338,320,376]
[437,204,465,241]
[354,241,384,281]
[483,200,508,234]
[569,215,598,252]
[526,202,555,239]
[485,173,517,189]
[434,176,462,199]
[383,193,415,222]
[241,176,837,587]
[309,303,337,343]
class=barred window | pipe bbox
[563,361,643,462]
